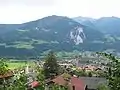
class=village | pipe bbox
[0,51,108,90]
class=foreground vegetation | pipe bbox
[0,51,120,90]
[96,52,120,90]
[0,51,68,90]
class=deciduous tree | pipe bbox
[97,52,120,90]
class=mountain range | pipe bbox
[0,15,120,57]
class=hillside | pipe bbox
[0,15,120,57]
[73,16,120,35]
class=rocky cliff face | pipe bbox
[70,26,86,45]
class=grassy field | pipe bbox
[7,61,35,69]
[0,39,60,50]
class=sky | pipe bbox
[0,0,120,24]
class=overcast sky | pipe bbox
[0,0,120,24]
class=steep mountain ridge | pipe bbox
[0,15,119,57]
[73,16,120,35]
[0,15,103,44]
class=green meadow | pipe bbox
[7,60,35,69]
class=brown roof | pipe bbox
[0,70,13,79]
[52,75,67,86]
[51,74,86,90]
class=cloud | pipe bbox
[87,0,120,18]
[0,0,56,7]
[0,0,120,23]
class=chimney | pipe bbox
[85,85,88,90]
[72,86,75,90]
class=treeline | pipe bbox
[1,41,120,58]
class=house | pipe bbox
[0,70,14,89]
[79,77,107,90]
[83,65,97,72]
[49,74,87,90]
[0,70,13,79]
[70,77,87,90]
[27,81,40,90]
[59,63,73,68]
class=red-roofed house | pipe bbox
[52,75,67,86]
[28,81,40,90]
[50,74,87,90]
[70,77,86,90]
[30,81,40,88]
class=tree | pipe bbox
[36,67,45,83]
[50,84,68,90]
[88,72,92,77]
[71,69,87,77]
[0,59,9,90]
[43,51,59,79]
[36,66,45,90]
[0,59,8,75]
[97,52,120,90]
[97,84,109,90]
[8,72,27,90]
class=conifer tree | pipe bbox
[44,51,59,79]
